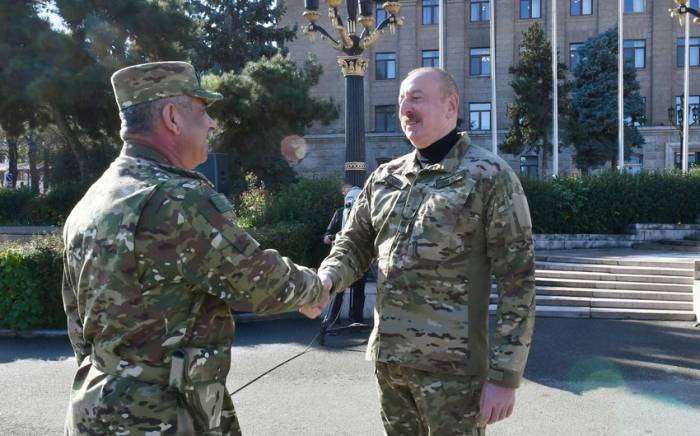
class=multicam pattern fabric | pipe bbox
[111,61,223,110]
[319,133,536,388]
[62,142,323,435]
[375,361,485,436]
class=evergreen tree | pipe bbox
[203,54,338,194]
[565,27,645,172]
[1,0,199,181]
[501,23,569,177]
[0,0,47,187]
[188,0,296,73]
[1,1,337,191]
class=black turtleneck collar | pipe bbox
[416,128,460,167]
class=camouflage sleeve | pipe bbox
[61,255,90,365]
[483,169,536,389]
[140,181,323,314]
[318,177,377,293]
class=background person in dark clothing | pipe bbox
[322,186,366,326]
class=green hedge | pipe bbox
[1,170,697,329]
[0,183,88,225]
[522,169,700,234]
[237,175,342,267]
[0,235,64,330]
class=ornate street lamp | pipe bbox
[302,1,404,186]
[667,105,698,168]
[669,1,700,173]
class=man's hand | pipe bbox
[323,235,333,245]
[299,273,333,319]
[479,382,515,426]
[319,273,333,295]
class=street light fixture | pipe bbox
[302,1,404,186]
[667,105,698,168]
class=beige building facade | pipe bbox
[281,0,700,179]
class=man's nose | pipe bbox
[399,101,411,116]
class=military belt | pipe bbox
[89,349,228,432]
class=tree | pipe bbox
[501,23,569,178]
[204,54,338,194]
[187,0,297,74]
[1,0,200,182]
[0,0,47,187]
[564,27,645,172]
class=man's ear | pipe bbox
[161,102,181,135]
[448,94,459,118]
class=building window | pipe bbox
[677,37,700,67]
[624,0,645,13]
[571,0,592,16]
[422,0,439,25]
[376,3,388,23]
[570,43,583,70]
[623,40,646,69]
[422,50,440,67]
[374,105,397,132]
[520,0,541,19]
[469,103,491,131]
[675,96,700,126]
[520,155,539,178]
[470,47,491,76]
[375,52,396,80]
[471,0,490,22]
[674,152,700,169]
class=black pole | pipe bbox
[345,74,366,186]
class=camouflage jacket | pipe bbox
[319,133,535,388]
[62,142,322,433]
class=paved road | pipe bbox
[1,318,699,435]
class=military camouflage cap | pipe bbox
[111,61,223,111]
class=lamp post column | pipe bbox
[340,56,369,186]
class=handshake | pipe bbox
[299,273,333,319]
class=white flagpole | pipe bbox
[490,0,498,154]
[551,0,559,176]
[618,0,625,171]
[439,0,445,69]
[683,11,691,173]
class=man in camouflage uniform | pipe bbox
[62,61,329,435]
[317,67,536,435]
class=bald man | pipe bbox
[316,67,536,435]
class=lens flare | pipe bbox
[280,135,308,162]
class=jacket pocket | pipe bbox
[410,178,475,261]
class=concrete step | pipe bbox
[535,255,693,269]
[535,269,693,284]
[488,304,589,318]
[490,294,694,310]
[488,305,696,320]
[632,242,700,252]
[685,232,700,241]
[534,286,693,301]
[590,308,697,321]
[535,261,694,277]
[536,277,692,293]
[654,239,700,247]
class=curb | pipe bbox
[0,312,309,339]
[0,329,68,338]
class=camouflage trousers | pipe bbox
[64,360,241,435]
[375,361,486,436]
